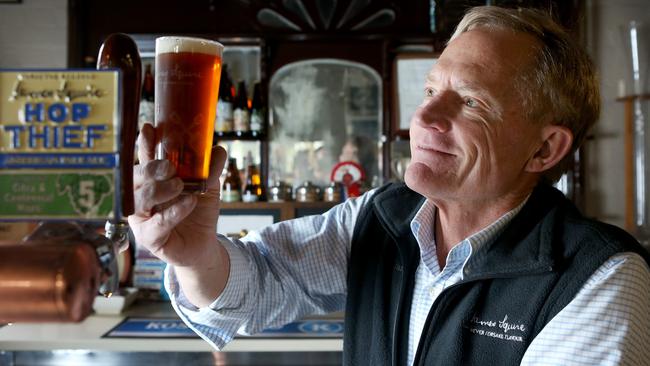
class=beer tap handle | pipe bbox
[97,34,142,296]
[97,33,142,218]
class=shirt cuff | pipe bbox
[164,234,255,350]
[208,234,254,311]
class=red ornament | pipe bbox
[330,161,365,198]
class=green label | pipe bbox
[0,171,114,220]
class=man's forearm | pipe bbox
[174,236,230,308]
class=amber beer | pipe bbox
[155,36,223,193]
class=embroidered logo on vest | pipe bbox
[467,314,527,343]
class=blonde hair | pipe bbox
[450,6,600,183]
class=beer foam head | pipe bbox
[155,36,223,56]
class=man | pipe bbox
[129,6,650,366]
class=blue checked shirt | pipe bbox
[165,189,650,365]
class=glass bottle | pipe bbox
[242,151,263,202]
[625,21,650,248]
[250,82,265,135]
[138,64,155,129]
[142,64,154,102]
[221,157,241,202]
[215,64,234,133]
[233,81,250,133]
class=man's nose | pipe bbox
[413,92,457,133]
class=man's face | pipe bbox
[405,28,545,204]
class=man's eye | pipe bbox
[464,98,478,108]
[424,88,435,97]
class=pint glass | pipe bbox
[154,36,224,194]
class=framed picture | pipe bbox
[392,54,438,133]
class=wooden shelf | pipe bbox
[215,131,266,141]
[220,201,337,221]
[615,94,650,102]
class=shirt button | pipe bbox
[428,287,436,297]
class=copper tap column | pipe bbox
[0,242,101,323]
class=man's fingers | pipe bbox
[206,145,228,191]
[137,123,156,164]
[134,160,177,188]
[151,194,197,233]
[128,194,197,257]
[134,177,184,215]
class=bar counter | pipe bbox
[0,300,343,353]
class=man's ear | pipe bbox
[525,125,573,173]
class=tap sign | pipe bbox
[0,70,120,221]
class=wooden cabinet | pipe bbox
[70,0,582,81]
[69,0,586,206]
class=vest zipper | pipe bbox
[412,281,464,366]
[387,233,419,366]
[391,258,408,366]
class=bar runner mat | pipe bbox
[103,317,344,339]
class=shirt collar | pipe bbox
[410,196,530,274]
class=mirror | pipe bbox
[268,59,383,189]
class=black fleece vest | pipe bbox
[342,182,649,366]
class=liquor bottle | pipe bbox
[138,64,155,129]
[142,64,154,102]
[221,157,242,202]
[250,82,265,135]
[242,151,263,202]
[233,81,250,134]
[215,64,234,133]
